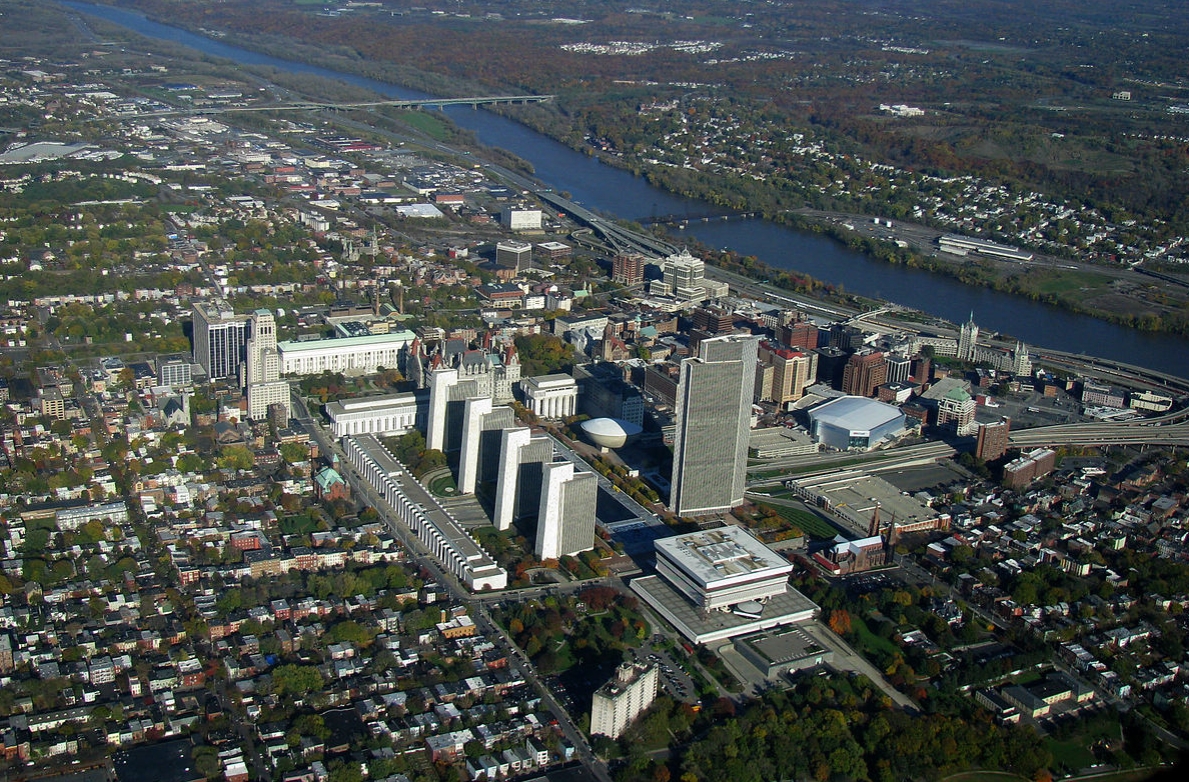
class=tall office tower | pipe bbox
[827,323,862,352]
[426,368,479,453]
[457,397,515,495]
[753,361,774,404]
[1012,341,1032,377]
[815,346,849,390]
[652,250,730,301]
[495,240,533,272]
[770,348,816,406]
[958,312,979,363]
[911,354,932,385]
[692,305,735,334]
[535,462,598,560]
[493,427,554,532]
[590,663,659,740]
[670,334,758,516]
[245,309,290,421]
[572,362,645,427]
[885,353,911,384]
[841,349,887,398]
[781,319,819,351]
[975,417,1012,461]
[936,386,977,436]
[612,252,646,285]
[192,300,248,381]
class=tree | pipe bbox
[280,441,309,464]
[828,608,852,635]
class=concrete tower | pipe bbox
[457,398,515,495]
[493,427,554,532]
[246,309,289,422]
[535,462,597,560]
[670,334,759,516]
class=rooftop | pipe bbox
[655,526,790,585]
[808,395,904,431]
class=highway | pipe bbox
[747,441,958,484]
[1008,420,1189,448]
[111,94,554,120]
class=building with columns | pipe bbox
[325,393,423,440]
[341,434,506,591]
[277,330,416,377]
[520,374,578,419]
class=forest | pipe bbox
[108,0,1189,330]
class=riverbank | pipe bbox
[66,0,1189,375]
[95,4,1189,336]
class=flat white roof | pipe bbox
[278,330,415,353]
[808,395,903,431]
[655,526,791,588]
[326,392,418,415]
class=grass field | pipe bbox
[849,614,899,659]
[1048,737,1097,772]
[427,473,458,498]
[1029,270,1114,296]
[280,513,319,535]
[395,109,456,141]
[767,504,841,539]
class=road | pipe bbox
[748,440,958,484]
[290,389,613,782]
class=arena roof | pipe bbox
[808,395,903,432]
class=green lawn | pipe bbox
[850,614,899,658]
[395,109,456,141]
[1030,270,1114,295]
[769,504,840,539]
[1048,737,1097,772]
[280,513,319,535]
[427,473,458,498]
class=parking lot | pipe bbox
[630,637,698,703]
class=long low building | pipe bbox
[278,330,416,377]
[325,392,425,439]
[342,434,507,591]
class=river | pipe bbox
[65,1,1189,376]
